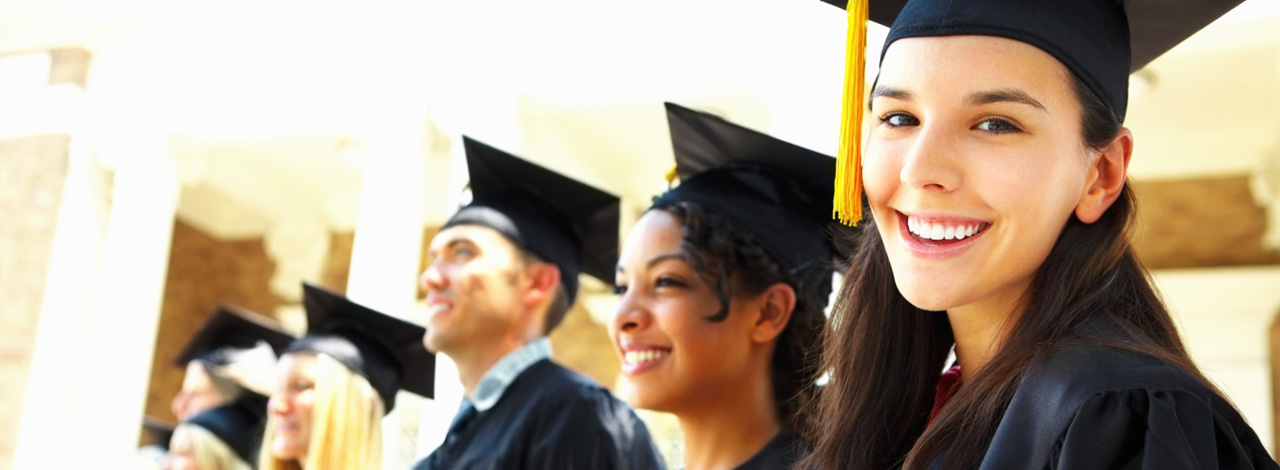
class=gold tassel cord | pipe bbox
[833,0,868,226]
[664,164,679,186]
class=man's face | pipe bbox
[420,225,529,355]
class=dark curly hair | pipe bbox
[651,200,833,439]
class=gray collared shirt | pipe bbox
[464,337,553,412]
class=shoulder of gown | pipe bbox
[733,431,808,470]
[979,344,1278,470]
[506,360,668,470]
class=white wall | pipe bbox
[1153,266,1280,454]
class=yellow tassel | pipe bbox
[833,0,868,226]
[664,164,679,186]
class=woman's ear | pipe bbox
[750,283,797,344]
[1075,128,1133,224]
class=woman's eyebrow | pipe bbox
[615,252,688,274]
[965,88,1048,113]
[870,86,912,103]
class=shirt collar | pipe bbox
[465,337,553,412]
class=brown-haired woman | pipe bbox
[805,0,1277,469]
[611,102,846,469]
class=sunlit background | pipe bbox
[2,0,1279,468]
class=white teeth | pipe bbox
[624,350,670,365]
[906,216,986,241]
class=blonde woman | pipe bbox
[165,425,250,470]
[259,284,434,470]
[165,393,267,470]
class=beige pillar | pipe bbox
[345,111,430,469]
[15,131,178,468]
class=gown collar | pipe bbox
[466,337,553,412]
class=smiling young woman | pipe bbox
[611,103,848,470]
[804,0,1278,469]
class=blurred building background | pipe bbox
[1,0,1278,468]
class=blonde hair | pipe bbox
[258,353,384,470]
[175,424,252,470]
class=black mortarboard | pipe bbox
[819,0,1245,225]
[141,417,175,450]
[284,283,434,412]
[653,102,846,275]
[184,391,269,464]
[174,305,295,368]
[442,136,621,305]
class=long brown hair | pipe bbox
[802,73,1215,470]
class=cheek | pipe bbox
[295,393,315,419]
[861,144,903,207]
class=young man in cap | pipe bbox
[414,137,665,470]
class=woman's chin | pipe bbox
[270,440,305,461]
[620,384,672,413]
[898,289,959,313]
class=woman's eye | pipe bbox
[655,277,686,289]
[612,284,628,295]
[975,118,1022,134]
[879,113,919,127]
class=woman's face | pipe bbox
[266,353,317,461]
[162,427,198,470]
[864,35,1096,315]
[171,362,228,422]
[610,210,764,412]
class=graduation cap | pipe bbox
[184,391,269,464]
[819,0,1245,225]
[174,304,295,368]
[284,283,435,412]
[442,136,621,304]
[654,102,846,276]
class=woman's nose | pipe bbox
[899,126,962,193]
[268,393,289,415]
[612,297,651,334]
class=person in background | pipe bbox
[165,391,268,470]
[414,137,664,470]
[258,283,434,470]
[171,305,294,422]
[611,102,848,470]
[140,305,293,468]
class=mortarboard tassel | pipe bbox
[833,0,868,226]
[664,163,679,187]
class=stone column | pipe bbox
[3,47,111,470]
[344,112,429,469]
[15,129,179,469]
[1251,145,1280,252]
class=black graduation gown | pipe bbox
[414,359,666,470]
[733,431,807,470]
[970,344,1278,470]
